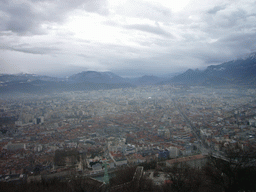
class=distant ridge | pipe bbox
[1,52,256,94]
[169,52,256,86]
[68,71,126,84]
[0,71,134,94]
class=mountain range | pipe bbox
[169,52,256,86]
[1,52,256,94]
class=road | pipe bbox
[171,98,225,157]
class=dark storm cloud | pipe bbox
[0,0,108,35]
[124,24,173,38]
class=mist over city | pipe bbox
[1,0,256,191]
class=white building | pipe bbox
[7,142,26,151]
[167,146,179,158]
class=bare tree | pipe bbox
[203,148,256,192]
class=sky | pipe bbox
[0,0,256,77]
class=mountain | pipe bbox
[0,74,64,94]
[0,71,134,95]
[169,52,256,86]
[168,69,206,84]
[1,52,256,95]
[68,71,126,84]
[0,73,62,83]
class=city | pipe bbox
[1,0,256,191]
[1,85,256,189]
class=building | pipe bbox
[158,150,169,160]
[167,146,179,158]
[249,119,256,127]
[157,127,166,137]
[7,143,26,151]
[34,116,44,124]
[109,151,127,167]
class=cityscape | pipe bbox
[1,0,256,191]
[1,84,256,190]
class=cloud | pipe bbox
[37,65,89,77]
[207,5,226,14]
[11,46,59,55]
[77,54,94,59]
[111,0,172,22]
[0,2,39,34]
[0,0,109,35]
[0,43,59,55]
[124,24,173,38]
[82,0,109,15]
[1,0,256,77]
[216,32,256,56]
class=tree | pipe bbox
[162,164,193,192]
[110,166,137,186]
[139,160,157,170]
[203,148,256,192]
[162,163,213,192]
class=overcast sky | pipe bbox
[1,0,256,77]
